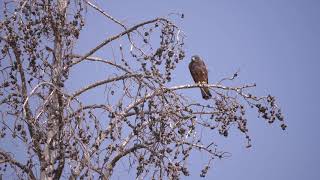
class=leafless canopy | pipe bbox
[0,0,286,179]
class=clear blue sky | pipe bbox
[73,0,320,179]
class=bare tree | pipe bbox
[0,0,286,179]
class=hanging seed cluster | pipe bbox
[133,19,185,85]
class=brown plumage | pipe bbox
[189,55,212,100]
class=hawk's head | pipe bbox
[191,55,201,63]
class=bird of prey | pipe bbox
[189,55,212,100]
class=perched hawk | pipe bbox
[189,55,212,100]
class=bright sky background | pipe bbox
[74,0,320,179]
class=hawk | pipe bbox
[189,55,212,100]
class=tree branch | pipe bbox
[119,83,256,118]
[70,17,169,66]
[69,55,156,90]
[69,73,143,100]
[10,41,43,162]
[105,144,147,178]
[0,150,36,180]
[85,1,125,28]
[69,54,130,72]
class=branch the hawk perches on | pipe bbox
[189,55,212,100]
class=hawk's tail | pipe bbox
[200,87,212,100]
